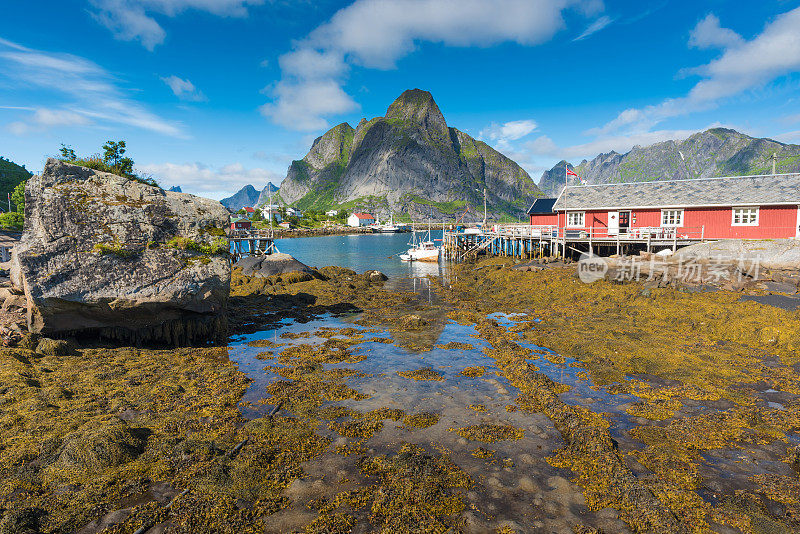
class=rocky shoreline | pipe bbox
[0,258,798,532]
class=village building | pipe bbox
[285,207,303,218]
[529,173,800,241]
[326,209,339,217]
[230,216,251,230]
[241,206,256,218]
[260,204,282,223]
[347,213,375,227]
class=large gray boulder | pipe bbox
[674,239,800,270]
[11,159,230,344]
[235,253,315,278]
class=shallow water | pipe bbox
[274,230,448,282]
[226,309,636,531]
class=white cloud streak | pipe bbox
[161,75,207,101]
[138,161,281,200]
[263,0,603,131]
[573,15,614,41]
[89,0,264,50]
[593,7,800,136]
[0,37,183,137]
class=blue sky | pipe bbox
[2,0,800,199]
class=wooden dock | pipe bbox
[442,224,709,262]
[228,229,277,262]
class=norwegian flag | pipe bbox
[566,168,587,185]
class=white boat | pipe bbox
[399,223,440,262]
[399,239,440,262]
[376,213,404,233]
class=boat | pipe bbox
[399,221,440,262]
[374,213,406,233]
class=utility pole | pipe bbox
[483,187,487,229]
[772,152,777,175]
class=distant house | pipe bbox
[326,209,339,217]
[529,173,800,240]
[260,204,282,223]
[278,221,292,229]
[347,213,375,227]
[286,207,303,218]
[230,217,251,230]
[242,207,256,218]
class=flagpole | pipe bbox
[563,162,567,259]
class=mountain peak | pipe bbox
[385,88,446,127]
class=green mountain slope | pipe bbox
[0,157,32,208]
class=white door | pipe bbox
[796,206,800,238]
[608,211,619,236]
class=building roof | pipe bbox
[230,217,249,223]
[552,173,800,211]
[352,213,375,219]
[243,207,255,212]
[527,198,557,215]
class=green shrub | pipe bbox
[93,242,135,258]
[166,236,228,255]
[0,211,23,230]
[65,156,159,188]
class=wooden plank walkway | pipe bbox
[442,225,708,262]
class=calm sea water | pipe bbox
[273,230,446,281]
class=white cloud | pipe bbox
[481,119,538,142]
[265,0,602,131]
[89,0,264,50]
[138,161,282,200]
[0,37,183,137]
[161,75,207,101]
[595,7,800,136]
[573,15,614,41]
[260,79,359,131]
[689,14,743,50]
[7,108,90,135]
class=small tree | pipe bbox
[58,144,76,161]
[11,180,25,213]
[251,209,263,222]
[102,140,126,168]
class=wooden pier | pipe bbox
[442,224,709,262]
[228,229,277,262]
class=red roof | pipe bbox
[243,207,255,212]
[353,213,375,220]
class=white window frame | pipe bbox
[661,209,683,227]
[731,207,759,226]
[566,211,585,228]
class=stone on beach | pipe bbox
[235,252,316,278]
[10,159,230,345]
[674,239,800,270]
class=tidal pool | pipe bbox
[226,310,633,532]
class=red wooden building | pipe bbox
[230,217,251,230]
[529,173,800,240]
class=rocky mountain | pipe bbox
[538,128,800,196]
[220,184,260,212]
[278,89,541,219]
[255,182,280,206]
